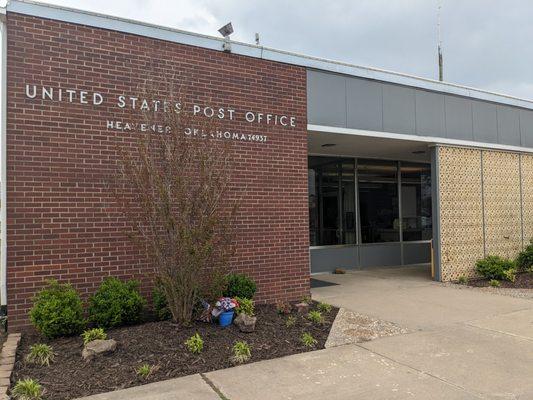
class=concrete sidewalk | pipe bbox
[79,266,533,400]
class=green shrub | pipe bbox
[301,332,317,347]
[232,341,251,364]
[25,344,54,366]
[88,277,146,328]
[81,328,107,345]
[457,276,468,285]
[185,333,203,354]
[317,302,332,313]
[503,268,517,283]
[224,273,256,299]
[475,255,515,280]
[301,295,312,304]
[489,279,501,287]
[152,285,172,321]
[285,316,296,327]
[235,297,254,316]
[29,280,85,338]
[307,310,324,324]
[11,378,43,400]
[516,241,533,272]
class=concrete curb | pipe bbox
[0,333,21,400]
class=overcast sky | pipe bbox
[28,0,533,100]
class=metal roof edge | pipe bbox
[7,0,533,111]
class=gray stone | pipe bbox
[82,339,117,361]
[233,313,256,333]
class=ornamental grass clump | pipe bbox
[285,315,296,327]
[29,280,85,338]
[25,344,55,366]
[136,363,159,379]
[81,328,107,345]
[301,332,317,348]
[11,378,43,400]
[185,333,204,354]
[307,310,325,324]
[317,302,332,313]
[232,341,251,364]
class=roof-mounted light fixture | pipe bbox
[218,22,233,53]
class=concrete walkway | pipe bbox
[79,266,533,400]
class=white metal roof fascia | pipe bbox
[6,0,533,111]
[308,124,533,155]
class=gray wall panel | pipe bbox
[310,247,358,273]
[445,96,473,140]
[473,101,498,143]
[307,70,532,150]
[359,243,402,267]
[497,106,521,146]
[307,70,346,127]
[346,77,383,131]
[415,90,446,137]
[520,110,533,148]
[403,242,431,265]
[383,84,416,135]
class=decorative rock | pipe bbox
[233,313,257,333]
[82,339,117,361]
[295,302,309,314]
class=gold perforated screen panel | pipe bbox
[437,147,484,280]
[482,151,522,258]
[522,154,533,244]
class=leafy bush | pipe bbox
[457,276,468,285]
[307,310,324,324]
[516,241,533,272]
[185,333,203,354]
[88,277,146,328]
[81,328,107,345]
[317,302,332,313]
[136,363,158,379]
[224,273,256,299]
[11,378,43,400]
[29,280,85,338]
[152,285,172,321]
[235,297,254,316]
[489,279,501,287]
[475,255,515,280]
[301,332,317,347]
[232,341,251,364]
[285,316,296,327]
[503,268,517,283]
[276,301,292,315]
[25,344,54,366]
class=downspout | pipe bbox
[0,2,7,329]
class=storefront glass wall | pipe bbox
[309,156,432,247]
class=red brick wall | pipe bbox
[6,13,309,329]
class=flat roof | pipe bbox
[5,0,533,111]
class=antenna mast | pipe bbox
[437,0,444,81]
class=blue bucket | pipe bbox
[219,310,234,327]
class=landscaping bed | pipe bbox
[465,271,533,289]
[11,302,338,400]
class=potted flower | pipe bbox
[215,297,238,327]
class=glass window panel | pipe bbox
[401,162,432,241]
[358,159,399,243]
[308,157,356,246]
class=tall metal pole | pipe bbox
[437,0,444,81]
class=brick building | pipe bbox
[0,1,532,329]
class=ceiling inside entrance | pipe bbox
[308,130,432,163]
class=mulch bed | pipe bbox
[466,271,533,288]
[12,303,338,400]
